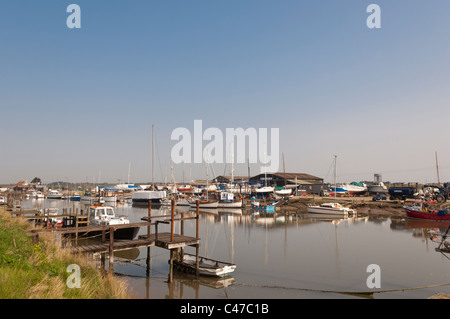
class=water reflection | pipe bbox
[21,199,450,299]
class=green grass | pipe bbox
[0,208,129,299]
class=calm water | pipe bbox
[24,199,450,299]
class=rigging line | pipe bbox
[323,157,334,183]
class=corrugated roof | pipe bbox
[269,172,322,180]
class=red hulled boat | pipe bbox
[404,201,450,222]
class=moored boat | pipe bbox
[251,198,277,215]
[189,198,219,208]
[176,253,236,277]
[404,201,450,222]
[70,193,81,201]
[307,202,356,216]
[132,190,166,206]
[217,192,242,208]
[47,190,63,199]
[86,205,139,240]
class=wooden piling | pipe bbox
[171,198,175,242]
[147,200,152,239]
[196,200,200,278]
[109,228,114,273]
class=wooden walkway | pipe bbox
[70,232,200,254]
[17,198,204,281]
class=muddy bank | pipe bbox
[276,196,406,217]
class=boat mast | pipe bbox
[282,152,286,187]
[127,162,131,185]
[334,155,337,201]
[152,125,154,190]
[436,151,441,186]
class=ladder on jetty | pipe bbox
[25,199,202,282]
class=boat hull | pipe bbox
[217,200,242,208]
[189,200,219,208]
[251,204,275,214]
[307,205,354,215]
[405,208,450,222]
[368,185,388,193]
[177,253,236,277]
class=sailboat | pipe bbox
[189,157,219,208]
[307,155,356,216]
[132,125,167,206]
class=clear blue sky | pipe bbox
[1,1,450,184]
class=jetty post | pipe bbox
[146,199,152,277]
[168,198,176,283]
[196,199,200,278]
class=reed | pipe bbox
[0,207,130,299]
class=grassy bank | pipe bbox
[0,207,129,299]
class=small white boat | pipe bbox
[307,202,356,216]
[179,253,236,277]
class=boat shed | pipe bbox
[249,172,323,186]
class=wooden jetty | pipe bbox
[23,199,202,282]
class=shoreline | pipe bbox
[276,195,407,217]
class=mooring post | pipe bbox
[147,199,152,239]
[171,198,175,242]
[146,199,152,277]
[180,211,184,262]
[169,249,174,283]
[109,227,115,273]
[196,200,200,278]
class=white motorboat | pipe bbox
[87,206,139,240]
[47,190,63,199]
[132,190,166,205]
[307,155,357,216]
[307,202,356,216]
